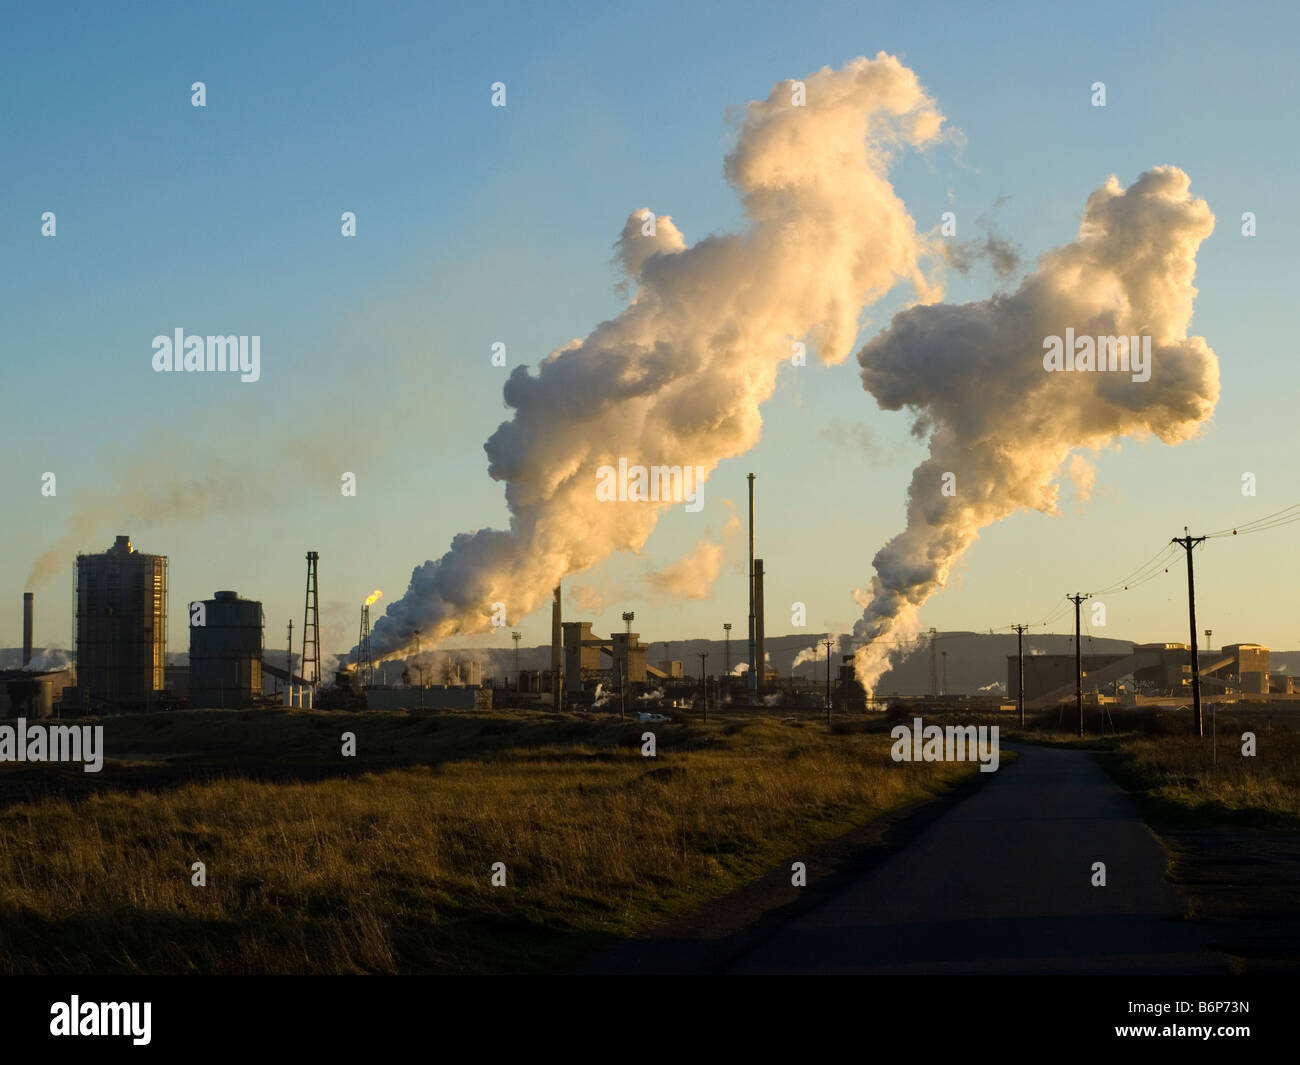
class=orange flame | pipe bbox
[364,589,383,606]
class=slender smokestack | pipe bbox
[747,473,756,701]
[551,584,562,708]
[22,592,33,667]
[754,560,765,691]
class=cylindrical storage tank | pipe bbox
[284,684,294,708]
[189,591,264,709]
[303,687,313,710]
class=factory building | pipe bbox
[2,592,80,718]
[561,621,668,699]
[1009,640,1284,708]
[0,667,78,719]
[1224,643,1270,694]
[562,621,603,694]
[436,659,481,687]
[189,590,263,708]
[75,535,167,710]
[1007,651,1132,703]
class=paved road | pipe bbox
[732,744,1225,974]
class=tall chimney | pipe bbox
[22,592,33,667]
[754,560,765,692]
[551,584,562,709]
[747,472,757,701]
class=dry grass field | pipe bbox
[0,708,977,974]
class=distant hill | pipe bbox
[5,634,1290,696]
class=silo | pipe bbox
[189,591,264,708]
[75,535,168,708]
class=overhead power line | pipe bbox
[1206,501,1300,539]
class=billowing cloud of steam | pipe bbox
[644,539,724,602]
[570,584,617,615]
[368,53,948,659]
[852,167,1218,691]
[644,500,741,601]
[1066,453,1096,504]
[792,642,833,668]
[24,647,72,671]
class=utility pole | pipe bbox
[698,651,708,722]
[723,623,731,678]
[823,638,833,725]
[928,628,938,696]
[1173,529,1207,738]
[413,628,423,711]
[1012,624,1028,728]
[1068,594,1090,737]
[747,473,757,704]
[511,631,521,689]
[286,619,293,692]
[621,611,634,720]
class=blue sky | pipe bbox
[3,0,1298,658]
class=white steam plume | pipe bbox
[792,642,834,668]
[24,647,72,672]
[644,500,741,601]
[852,167,1218,691]
[369,53,947,659]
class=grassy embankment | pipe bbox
[0,708,978,974]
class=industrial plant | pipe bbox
[6,504,1300,722]
[1,495,820,717]
[76,535,167,708]
[1010,640,1298,709]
